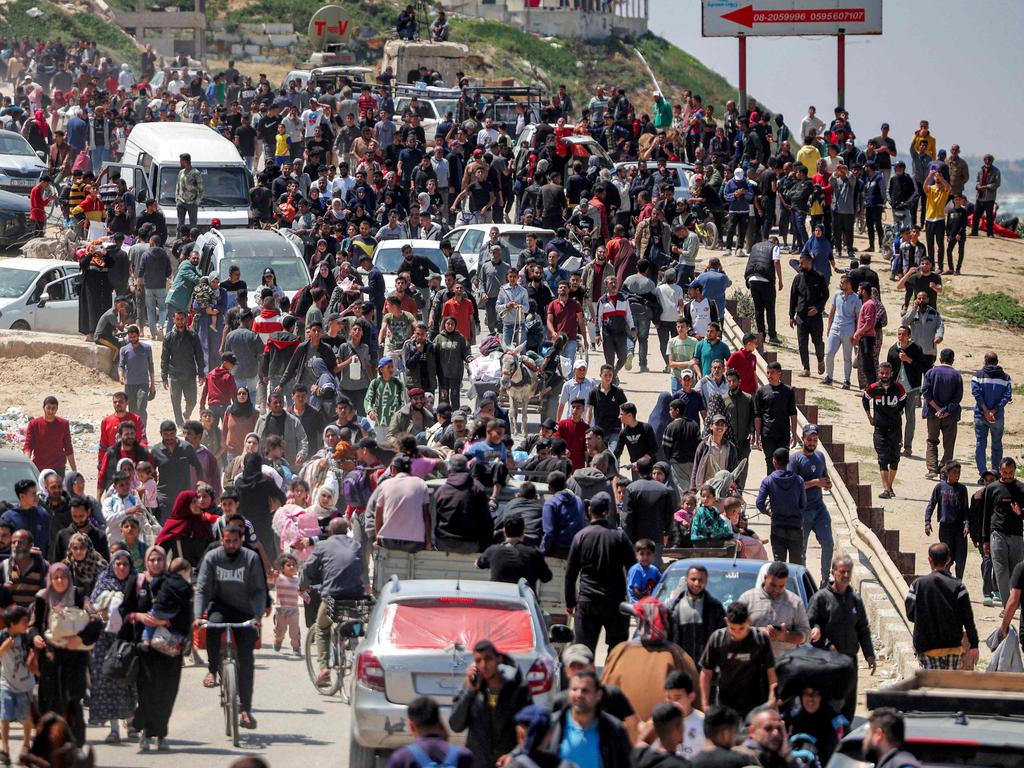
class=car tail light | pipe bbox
[526,657,553,695]
[356,651,386,692]
[438,597,476,603]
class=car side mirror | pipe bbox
[38,292,50,307]
[548,624,573,645]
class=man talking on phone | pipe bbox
[450,640,533,768]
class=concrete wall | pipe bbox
[0,331,117,380]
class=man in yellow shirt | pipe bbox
[797,135,822,176]
[923,167,950,264]
[912,120,937,161]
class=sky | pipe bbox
[648,0,1024,161]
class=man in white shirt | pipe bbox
[476,117,499,151]
[800,105,825,142]
[300,98,324,140]
[662,671,704,760]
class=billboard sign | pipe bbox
[702,0,882,37]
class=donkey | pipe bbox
[499,343,540,438]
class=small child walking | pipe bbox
[924,460,970,579]
[0,606,35,762]
[142,558,193,646]
[273,554,305,655]
[135,462,159,520]
[627,539,662,603]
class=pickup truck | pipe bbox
[371,478,570,619]
[827,670,1024,767]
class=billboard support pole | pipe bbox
[837,30,846,108]
[738,34,747,114]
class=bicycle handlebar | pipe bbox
[201,619,258,629]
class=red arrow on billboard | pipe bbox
[721,4,866,28]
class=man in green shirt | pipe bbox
[365,357,407,432]
[693,322,731,377]
[667,317,698,393]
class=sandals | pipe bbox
[316,669,333,688]
[202,672,218,688]
[239,712,257,729]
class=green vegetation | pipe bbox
[812,396,841,413]
[634,34,745,110]
[2,0,140,65]
[956,291,1024,328]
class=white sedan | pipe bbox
[371,240,448,294]
[0,258,82,334]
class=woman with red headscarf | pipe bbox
[22,108,51,155]
[154,490,214,567]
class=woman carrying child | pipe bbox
[87,550,137,744]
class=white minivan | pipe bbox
[105,123,251,234]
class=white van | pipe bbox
[105,123,251,234]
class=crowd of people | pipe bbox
[0,29,1020,768]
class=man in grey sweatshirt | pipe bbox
[194,525,268,729]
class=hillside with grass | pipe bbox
[16,0,750,117]
[1,0,140,65]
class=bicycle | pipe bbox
[201,619,256,747]
[304,594,374,703]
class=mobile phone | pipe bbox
[470,669,480,686]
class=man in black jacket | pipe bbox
[160,308,205,427]
[981,457,1024,607]
[564,492,635,654]
[662,400,701,491]
[151,419,202,519]
[476,514,551,593]
[450,640,533,768]
[549,670,632,768]
[722,368,755,490]
[887,324,925,456]
[807,554,876,722]
[621,457,674,563]
[788,252,828,377]
[259,315,300,397]
[664,563,726,666]
[433,455,492,554]
[905,542,979,669]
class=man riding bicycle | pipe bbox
[194,525,268,730]
[300,517,368,688]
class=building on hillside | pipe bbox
[441,0,648,41]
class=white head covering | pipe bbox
[734,168,745,180]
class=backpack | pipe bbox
[403,742,462,768]
[342,466,373,509]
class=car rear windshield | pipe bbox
[835,740,1024,767]
[381,599,535,652]
[656,566,799,607]
[218,255,310,293]
[373,247,447,275]
[158,166,249,207]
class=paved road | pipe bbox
[89,641,351,767]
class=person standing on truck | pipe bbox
[175,152,203,233]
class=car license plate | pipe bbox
[9,179,34,188]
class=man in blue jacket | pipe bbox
[540,470,585,558]
[971,351,1012,482]
[922,348,963,481]
[723,168,754,256]
[757,447,807,566]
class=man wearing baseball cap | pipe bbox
[557,358,596,421]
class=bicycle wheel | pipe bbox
[701,221,719,249]
[337,639,355,704]
[305,627,320,689]
[223,659,240,746]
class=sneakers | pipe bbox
[820,376,833,385]
[993,591,1002,605]
[878,488,895,499]
[925,471,938,481]
[799,369,811,377]
[139,736,152,752]
[901,449,913,457]
[768,336,783,345]
[273,640,282,652]
[624,353,634,371]
[841,381,851,390]
[156,738,169,752]
[639,365,649,373]
[983,594,994,607]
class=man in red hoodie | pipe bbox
[200,352,238,422]
[557,398,590,471]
